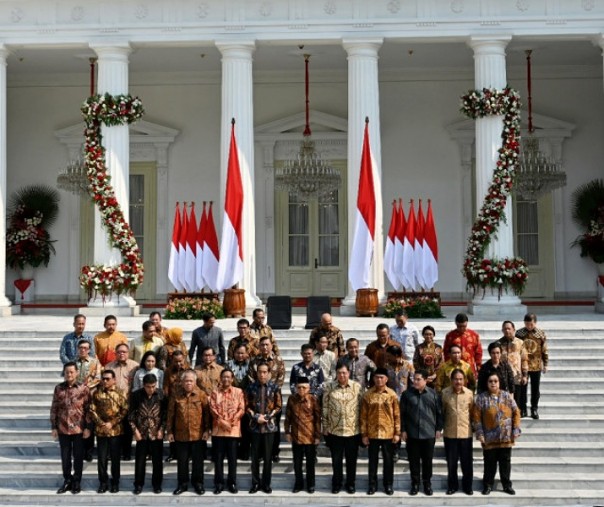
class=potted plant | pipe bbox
[571,179,604,268]
[6,184,60,277]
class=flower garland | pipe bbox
[460,87,529,297]
[79,93,145,301]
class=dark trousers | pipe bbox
[238,415,251,460]
[406,437,435,485]
[327,434,359,489]
[97,436,121,486]
[444,437,473,492]
[213,436,238,487]
[175,440,204,487]
[121,422,133,458]
[368,439,395,489]
[522,370,541,410]
[83,427,94,458]
[58,433,84,482]
[514,383,525,412]
[250,432,275,487]
[271,412,281,458]
[483,447,512,488]
[292,443,316,489]
[134,438,163,489]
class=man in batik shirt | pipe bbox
[194,346,224,396]
[290,343,325,398]
[309,313,345,357]
[249,308,280,354]
[339,338,376,390]
[443,313,482,377]
[499,320,529,415]
[227,318,259,360]
[74,339,101,461]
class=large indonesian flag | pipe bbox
[402,200,416,291]
[177,202,189,291]
[202,202,220,292]
[216,120,244,292]
[184,203,198,292]
[384,200,400,290]
[168,202,183,291]
[394,199,406,290]
[196,202,207,291]
[422,199,439,289]
[348,119,376,292]
[414,199,426,290]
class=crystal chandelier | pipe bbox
[56,156,89,195]
[515,50,567,201]
[275,54,341,202]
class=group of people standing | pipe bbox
[51,308,548,497]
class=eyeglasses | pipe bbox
[101,377,112,381]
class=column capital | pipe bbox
[215,41,255,58]
[342,38,383,57]
[0,45,9,63]
[89,42,132,62]
[467,36,512,55]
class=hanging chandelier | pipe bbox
[56,58,96,195]
[515,50,567,201]
[274,54,341,202]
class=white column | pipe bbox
[341,38,385,314]
[216,41,261,308]
[597,36,604,313]
[0,46,12,314]
[468,36,525,315]
[89,43,134,307]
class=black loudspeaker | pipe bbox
[305,296,331,330]
[266,296,292,330]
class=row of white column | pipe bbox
[1,36,596,313]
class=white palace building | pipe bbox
[0,0,603,315]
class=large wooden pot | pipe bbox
[355,288,378,317]
[223,288,246,317]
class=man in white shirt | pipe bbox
[389,310,419,362]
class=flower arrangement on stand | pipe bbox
[79,93,145,302]
[571,179,604,265]
[383,295,444,319]
[164,297,225,320]
[6,185,59,270]
[460,86,529,298]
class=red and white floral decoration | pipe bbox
[79,93,145,301]
[460,86,529,297]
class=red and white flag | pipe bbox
[415,199,426,290]
[202,202,220,292]
[196,202,207,291]
[384,200,400,290]
[348,118,376,292]
[422,199,439,289]
[168,202,183,291]
[177,202,189,291]
[184,203,198,292]
[402,200,416,291]
[216,120,244,292]
[394,198,406,290]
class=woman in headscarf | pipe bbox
[157,327,188,370]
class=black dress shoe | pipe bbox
[262,486,272,494]
[464,489,474,495]
[423,483,433,496]
[292,486,302,493]
[482,485,492,495]
[122,455,132,461]
[409,483,419,496]
[57,481,72,494]
[446,489,456,495]
[97,483,108,494]
[521,409,528,418]
[346,485,355,494]
[367,487,376,495]
[272,455,280,463]
[385,487,394,496]
[331,487,340,494]
[228,484,238,494]
[71,481,81,494]
[531,408,540,419]
[110,484,120,493]
[503,486,516,495]
[194,485,205,495]
[165,455,175,463]
[214,485,223,495]
[173,485,187,495]
[249,484,259,494]
[307,487,315,494]
[153,488,162,494]
[85,452,93,462]
[133,486,142,495]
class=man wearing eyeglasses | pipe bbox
[74,340,101,461]
[89,370,129,494]
[60,314,95,365]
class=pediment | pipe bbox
[55,119,179,146]
[447,111,575,141]
[256,110,347,136]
